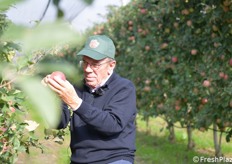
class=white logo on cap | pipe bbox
[89,39,100,49]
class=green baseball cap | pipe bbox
[77,35,116,60]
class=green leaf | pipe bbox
[3,21,83,53]
[17,76,61,128]
[0,0,23,11]
[13,137,20,149]
[1,94,15,102]
[83,0,94,5]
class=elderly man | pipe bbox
[45,35,137,164]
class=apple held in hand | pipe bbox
[50,71,66,81]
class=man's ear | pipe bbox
[108,61,116,74]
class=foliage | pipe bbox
[0,84,43,163]
[0,0,23,11]
[0,30,57,163]
[52,0,94,19]
[0,5,83,164]
[88,0,232,155]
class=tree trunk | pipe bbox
[187,125,195,150]
[213,123,223,157]
[168,124,175,143]
[145,117,151,135]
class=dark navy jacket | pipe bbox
[58,72,137,164]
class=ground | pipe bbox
[16,138,144,164]
[16,139,65,164]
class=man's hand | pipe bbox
[43,75,82,110]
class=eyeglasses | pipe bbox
[79,60,112,70]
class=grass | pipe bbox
[16,115,232,164]
[135,116,232,164]
[57,134,70,164]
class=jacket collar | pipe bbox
[84,72,117,96]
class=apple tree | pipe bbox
[0,1,84,162]
[0,12,45,163]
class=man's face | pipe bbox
[82,56,116,89]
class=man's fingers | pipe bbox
[41,75,51,86]
[47,83,61,95]
[51,76,66,87]
[41,78,48,86]
[47,78,63,91]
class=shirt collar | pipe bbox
[90,70,113,93]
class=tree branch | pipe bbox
[38,0,52,22]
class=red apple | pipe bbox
[140,8,147,14]
[138,28,143,33]
[171,56,178,63]
[219,72,225,79]
[145,79,151,85]
[128,20,133,26]
[191,49,198,55]
[181,9,190,15]
[201,98,208,105]
[128,26,133,31]
[50,71,66,81]
[223,74,228,80]
[10,107,16,113]
[128,36,135,41]
[0,127,7,133]
[145,45,150,51]
[160,43,168,49]
[229,58,232,66]
[175,105,181,111]
[186,20,192,27]
[143,86,151,92]
[203,80,211,87]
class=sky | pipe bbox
[6,0,130,32]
